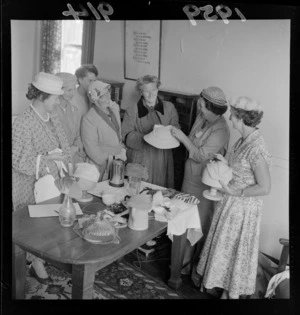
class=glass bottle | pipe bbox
[59,194,76,227]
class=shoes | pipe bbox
[181,262,192,275]
[29,265,53,285]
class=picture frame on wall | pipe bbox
[124,20,162,80]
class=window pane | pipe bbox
[61,20,83,73]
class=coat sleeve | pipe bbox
[121,106,144,151]
[189,126,229,163]
[81,114,122,165]
[167,102,181,129]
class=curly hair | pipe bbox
[200,93,227,116]
[136,75,161,92]
[26,84,51,101]
[75,64,99,80]
[231,106,264,127]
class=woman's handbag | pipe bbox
[34,154,61,203]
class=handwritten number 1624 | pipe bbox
[62,2,113,21]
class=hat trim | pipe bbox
[202,93,227,106]
[32,81,64,95]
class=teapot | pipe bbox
[109,159,125,187]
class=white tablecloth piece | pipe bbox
[153,198,202,246]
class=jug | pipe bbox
[128,207,149,231]
[109,159,125,187]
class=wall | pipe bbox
[11,20,42,115]
[93,20,290,259]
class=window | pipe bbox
[60,20,84,74]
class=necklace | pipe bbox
[30,104,50,122]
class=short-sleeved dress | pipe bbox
[196,129,272,298]
[12,106,72,212]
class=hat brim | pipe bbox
[32,82,64,95]
[144,134,180,149]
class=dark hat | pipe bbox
[201,87,227,106]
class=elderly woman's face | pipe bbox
[62,84,76,101]
[141,82,158,106]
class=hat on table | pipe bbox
[144,125,180,149]
[73,163,100,183]
[55,72,78,87]
[32,72,64,95]
[201,87,227,106]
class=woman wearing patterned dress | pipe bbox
[196,96,272,299]
[12,72,72,284]
[122,75,180,188]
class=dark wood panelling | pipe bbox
[158,90,199,191]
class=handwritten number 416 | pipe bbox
[63,2,113,21]
[183,4,246,25]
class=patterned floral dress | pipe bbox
[196,129,272,298]
[12,106,72,212]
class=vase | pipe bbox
[59,194,76,227]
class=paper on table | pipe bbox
[28,203,83,218]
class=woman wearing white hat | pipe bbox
[196,96,272,299]
[55,72,86,164]
[81,80,125,181]
[121,75,180,188]
[170,86,230,276]
[12,72,73,284]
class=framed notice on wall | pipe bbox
[124,20,162,80]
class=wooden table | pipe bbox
[13,194,187,299]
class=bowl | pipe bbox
[102,193,116,206]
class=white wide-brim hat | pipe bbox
[32,72,64,95]
[144,125,180,149]
[73,163,100,183]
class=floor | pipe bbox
[123,232,214,299]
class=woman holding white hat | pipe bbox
[121,75,180,188]
[196,96,272,299]
[12,72,73,284]
[55,72,86,164]
[81,80,125,181]
[170,86,230,275]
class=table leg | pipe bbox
[72,264,97,299]
[12,244,26,299]
[168,231,187,290]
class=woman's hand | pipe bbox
[170,126,187,142]
[212,153,228,164]
[219,180,242,196]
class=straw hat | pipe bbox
[144,125,180,149]
[73,163,100,183]
[32,72,64,95]
[88,80,111,96]
[201,87,227,106]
